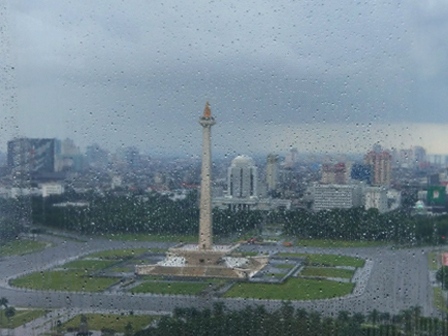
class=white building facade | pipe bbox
[41,183,65,197]
[312,184,363,211]
[364,187,388,213]
[227,155,258,198]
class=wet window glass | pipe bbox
[1,1,448,335]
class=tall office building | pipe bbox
[364,150,392,187]
[227,155,258,198]
[266,153,278,193]
[351,163,372,184]
[321,162,347,184]
[413,146,427,166]
[7,138,56,175]
[55,138,83,172]
[284,147,298,168]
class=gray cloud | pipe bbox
[1,0,447,154]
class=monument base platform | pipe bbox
[135,244,268,279]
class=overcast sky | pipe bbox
[1,0,448,156]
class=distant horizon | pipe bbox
[2,139,447,165]
[2,2,448,160]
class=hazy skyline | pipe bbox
[1,1,448,155]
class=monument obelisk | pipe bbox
[135,102,267,278]
[198,102,215,250]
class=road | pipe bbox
[0,235,438,318]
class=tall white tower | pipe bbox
[198,102,216,250]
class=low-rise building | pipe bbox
[41,183,65,197]
[364,187,388,213]
[312,184,363,211]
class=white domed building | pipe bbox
[212,155,291,211]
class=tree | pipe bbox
[0,297,8,325]
[124,322,134,336]
[77,314,89,336]
[436,266,448,289]
[0,297,8,309]
[4,306,15,329]
[367,309,379,327]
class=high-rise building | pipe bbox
[321,162,347,184]
[227,155,258,199]
[284,147,298,168]
[351,163,372,184]
[7,138,57,175]
[55,138,83,172]
[413,146,427,165]
[85,143,109,170]
[364,150,392,186]
[266,153,278,193]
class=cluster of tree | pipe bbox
[136,303,446,336]
[24,190,448,245]
[0,198,27,243]
[280,208,448,245]
[436,266,448,289]
[30,192,262,237]
[0,297,16,328]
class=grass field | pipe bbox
[131,281,209,295]
[11,270,118,292]
[87,248,148,260]
[62,313,157,333]
[0,239,48,257]
[0,309,48,329]
[428,251,440,271]
[300,267,355,279]
[293,239,385,248]
[109,266,133,273]
[433,287,448,312]
[267,273,287,279]
[278,253,365,268]
[63,259,115,271]
[275,263,295,269]
[105,233,197,243]
[224,277,354,300]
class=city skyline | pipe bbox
[2,1,448,155]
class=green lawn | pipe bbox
[63,259,115,271]
[278,253,365,268]
[275,263,295,269]
[0,309,48,329]
[0,239,48,257]
[428,251,440,271]
[293,239,385,248]
[109,266,133,273]
[11,270,118,292]
[224,277,354,300]
[87,248,148,260]
[105,233,197,243]
[267,273,287,279]
[62,313,157,333]
[433,287,448,312]
[131,281,209,295]
[300,267,355,279]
